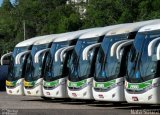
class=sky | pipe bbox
[0,0,16,6]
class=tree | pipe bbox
[1,0,13,10]
[83,0,123,28]
[0,0,16,53]
[1,0,160,54]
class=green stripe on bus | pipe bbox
[68,79,87,87]
[95,79,116,88]
[44,80,59,87]
[127,80,152,90]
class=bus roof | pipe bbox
[138,23,160,32]
[106,19,160,36]
[79,24,127,39]
[33,33,69,45]
[53,28,100,42]
[15,34,55,47]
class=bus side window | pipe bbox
[98,49,104,63]
[62,51,72,77]
[8,57,14,73]
[66,51,73,69]
[44,53,51,72]
[25,56,32,76]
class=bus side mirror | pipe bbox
[116,40,134,61]
[34,48,50,63]
[1,52,13,65]
[110,40,127,57]
[55,47,66,62]
[15,50,31,64]
[148,37,160,57]
[82,43,101,60]
[60,46,75,62]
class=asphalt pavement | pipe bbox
[0,92,160,115]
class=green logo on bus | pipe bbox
[6,80,17,87]
[44,80,59,87]
[95,79,116,88]
[127,80,153,90]
[68,79,87,88]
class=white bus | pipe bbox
[1,35,51,95]
[92,20,160,102]
[67,24,127,100]
[23,33,68,97]
[125,23,160,104]
[42,29,98,98]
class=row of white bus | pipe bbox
[1,19,160,104]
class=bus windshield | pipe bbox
[127,30,160,83]
[68,38,99,82]
[24,44,49,81]
[7,46,29,81]
[43,41,69,81]
[95,35,128,82]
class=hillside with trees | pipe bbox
[0,0,160,55]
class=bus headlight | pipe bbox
[145,85,152,91]
[80,81,91,89]
[153,82,159,87]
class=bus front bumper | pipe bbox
[125,87,160,104]
[67,86,94,100]
[24,78,43,96]
[92,85,125,102]
[6,78,24,95]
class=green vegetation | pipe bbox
[0,0,160,55]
